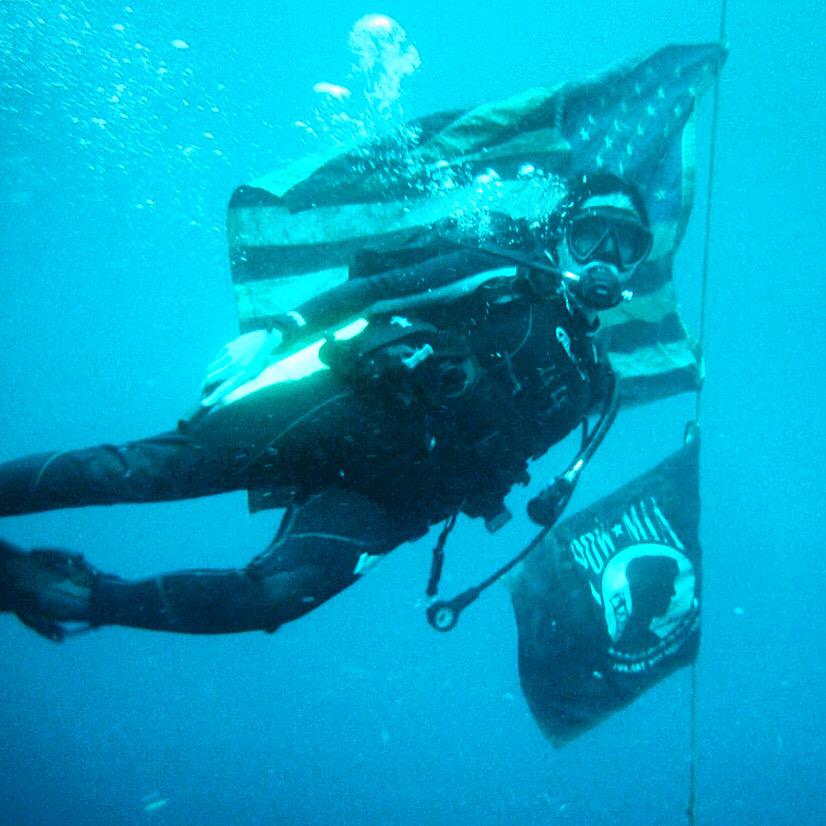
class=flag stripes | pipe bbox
[226,42,725,406]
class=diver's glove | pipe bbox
[0,539,97,642]
[200,328,284,408]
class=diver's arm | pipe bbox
[274,248,509,340]
[277,209,534,338]
[201,246,519,408]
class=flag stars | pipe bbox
[646,104,656,116]
[674,65,683,78]
[688,86,697,97]
[612,118,625,132]
[674,103,683,118]
[580,127,591,141]
[626,142,634,157]
[634,82,642,96]
[636,123,646,136]
[595,153,605,168]
[604,135,614,149]
[655,189,667,201]
[588,114,597,125]
[657,86,666,99]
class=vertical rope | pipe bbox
[687,661,698,825]
[688,6,728,825]
[695,0,729,426]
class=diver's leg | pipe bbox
[92,488,427,633]
[1,489,428,637]
[0,430,240,517]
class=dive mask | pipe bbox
[566,207,653,271]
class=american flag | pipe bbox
[225,42,726,405]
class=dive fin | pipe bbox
[0,540,96,642]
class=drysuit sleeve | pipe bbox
[273,248,508,340]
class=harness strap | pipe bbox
[425,371,620,631]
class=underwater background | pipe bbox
[1,1,824,824]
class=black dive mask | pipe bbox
[566,207,653,271]
[559,206,652,310]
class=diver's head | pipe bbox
[550,173,652,310]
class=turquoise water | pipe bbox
[1,2,824,823]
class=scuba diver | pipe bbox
[0,172,653,642]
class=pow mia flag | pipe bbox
[506,437,701,746]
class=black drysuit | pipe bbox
[0,252,607,634]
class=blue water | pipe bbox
[1,1,824,824]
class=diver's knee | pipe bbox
[253,565,339,629]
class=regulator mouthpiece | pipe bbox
[564,264,631,310]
